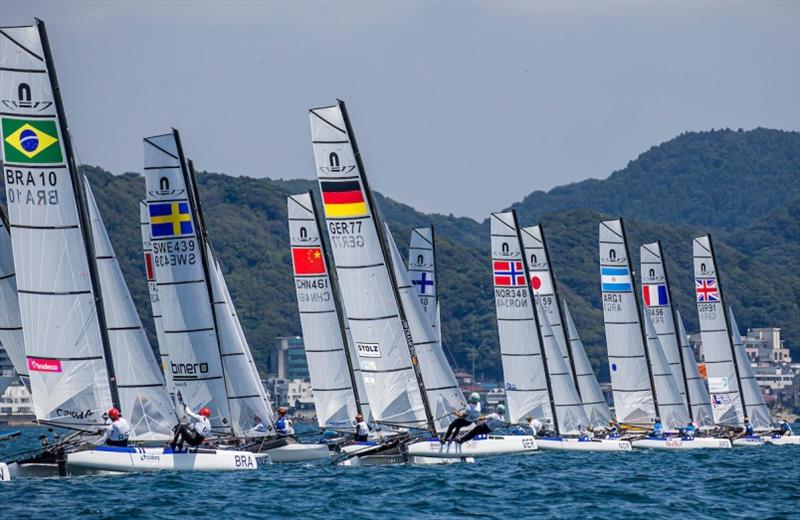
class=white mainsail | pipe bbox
[288,192,367,431]
[599,219,655,428]
[0,208,28,388]
[520,225,573,379]
[521,224,612,427]
[692,235,744,429]
[206,245,275,436]
[385,225,461,432]
[1,22,114,428]
[561,301,613,428]
[491,212,586,434]
[407,226,440,339]
[491,212,552,426]
[729,309,772,431]
[143,131,232,432]
[85,181,175,440]
[139,201,175,400]
[675,310,714,427]
[310,101,430,432]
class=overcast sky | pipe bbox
[3,1,798,218]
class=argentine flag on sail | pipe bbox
[601,266,632,292]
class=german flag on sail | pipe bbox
[320,180,368,218]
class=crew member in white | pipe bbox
[458,404,507,444]
[354,413,369,442]
[443,392,482,443]
[97,407,130,447]
[171,405,212,450]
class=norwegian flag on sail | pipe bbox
[494,261,526,286]
[695,278,720,302]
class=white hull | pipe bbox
[0,462,10,481]
[732,435,766,447]
[336,442,473,466]
[632,436,732,449]
[763,434,800,446]
[66,446,269,473]
[407,435,537,458]
[266,443,330,463]
[536,437,632,451]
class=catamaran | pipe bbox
[491,212,629,451]
[599,220,727,449]
[692,235,797,446]
[520,224,617,433]
[142,131,327,463]
[309,100,535,461]
[640,241,730,448]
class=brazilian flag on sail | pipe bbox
[2,118,64,164]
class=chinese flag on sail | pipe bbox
[292,247,326,275]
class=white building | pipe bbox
[0,383,33,416]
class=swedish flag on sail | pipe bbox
[1,118,63,164]
[149,202,193,237]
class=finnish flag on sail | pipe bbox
[601,266,632,292]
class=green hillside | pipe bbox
[2,128,797,383]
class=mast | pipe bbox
[539,224,581,400]
[658,240,694,422]
[513,212,559,434]
[621,218,659,418]
[172,130,233,419]
[338,100,437,435]
[308,190,363,416]
[708,235,748,421]
[37,19,120,409]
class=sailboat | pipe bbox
[310,100,535,460]
[640,242,719,435]
[520,224,615,431]
[0,208,28,391]
[287,192,372,435]
[492,212,629,451]
[599,220,726,449]
[142,131,327,463]
[692,235,794,446]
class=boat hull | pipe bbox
[406,435,537,458]
[732,435,766,447]
[66,446,269,473]
[337,442,473,466]
[266,443,331,463]
[763,434,800,445]
[632,436,732,449]
[536,437,632,451]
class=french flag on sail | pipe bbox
[642,284,669,306]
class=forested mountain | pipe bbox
[2,128,797,382]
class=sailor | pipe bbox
[778,419,794,437]
[579,425,594,441]
[607,419,620,436]
[171,405,212,450]
[247,415,269,435]
[744,417,754,437]
[683,422,696,440]
[442,392,482,443]
[512,415,534,435]
[98,407,130,447]
[354,414,369,442]
[529,417,543,436]
[651,417,664,438]
[275,407,295,437]
[458,405,506,444]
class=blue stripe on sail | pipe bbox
[601,267,629,276]
[602,282,632,292]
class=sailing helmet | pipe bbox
[108,407,121,420]
[469,392,480,403]
[278,407,288,416]
[199,407,212,417]
[496,404,506,414]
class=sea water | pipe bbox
[1,425,798,519]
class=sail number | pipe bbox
[5,168,59,206]
[646,307,666,324]
[328,221,365,248]
[697,303,716,319]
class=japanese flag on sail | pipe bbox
[530,273,553,295]
[642,283,669,306]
